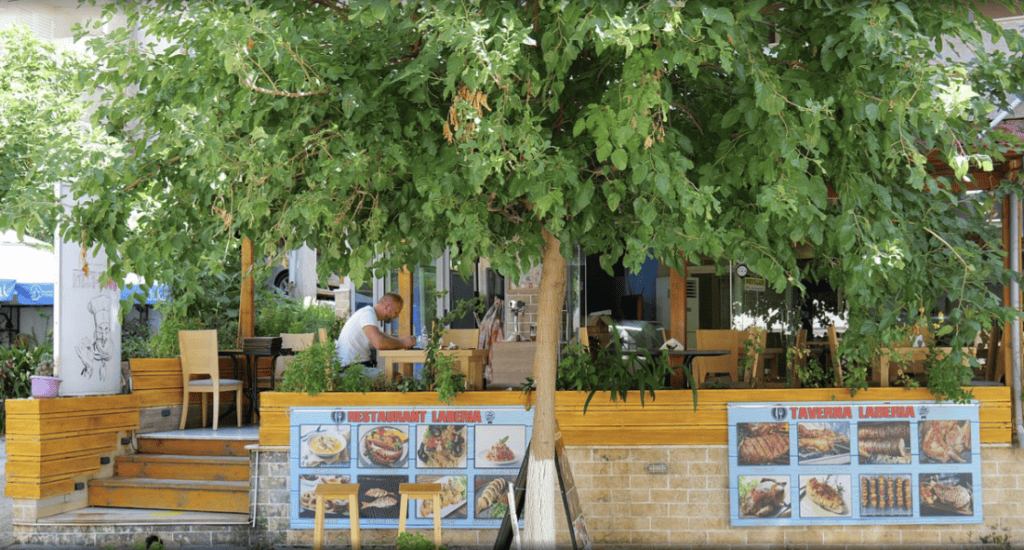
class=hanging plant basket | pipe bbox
[30,375,61,399]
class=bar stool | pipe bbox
[313,483,360,550]
[398,483,443,546]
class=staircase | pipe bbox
[88,432,253,514]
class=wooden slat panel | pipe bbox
[136,438,253,457]
[7,411,139,437]
[138,390,185,408]
[261,388,1010,447]
[6,433,118,458]
[129,358,181,373]
[6,394,139,416]
[131,373,183,391]
[5,478,76,500]
[4,395,139,502]
[7,455,100,480]
[115,455,250,482]
[88,479,249,513]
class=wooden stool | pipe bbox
[313,483,360,550]
[398,483,443,546]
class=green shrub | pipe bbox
[0,341,53,434]
[277,341,373,395]
[395,532,448,550]
[255,290,341,340]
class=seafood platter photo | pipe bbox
[727,401,982,526]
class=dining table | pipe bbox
[377,348,487,390]
[218,338,293,421]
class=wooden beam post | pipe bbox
[669,265,687,345]
[239,237,255,347]
[398,267,413,337]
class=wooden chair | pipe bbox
[260,333,316,390]
[178,330,243,430]
[741,327,767,386]
[827,325,844,387]
[694,329,742,384]
[441,328,480,349]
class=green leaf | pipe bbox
[610,149,628,171]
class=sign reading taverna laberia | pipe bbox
[728,401,981,526]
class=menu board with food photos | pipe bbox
[728,401,982,526]
[289,406,533,530]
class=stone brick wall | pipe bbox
[251,444,1024,549]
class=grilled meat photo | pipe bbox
[805,477,846,515]
[739,431,789,464]
[740,479,787,518]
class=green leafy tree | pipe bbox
[0,25,114,241]
[59,1,1024,545]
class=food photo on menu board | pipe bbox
[356,475,408,519]
[859,474,912,517]
[474,476,514,520]
[919,420,972,464]
[300,425,352,467]
[919,473,974,516]
[415,474,468,520]
[857,421,911,464]
[358,425,410,468]
[416,424,467,469]
[798,475,851,518]
[796,422,850,465]
[736,423,790,466]
[475,425,526,468]
[737,475,791,519]
[298,474,351,518]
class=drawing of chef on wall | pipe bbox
[75,295,113,381]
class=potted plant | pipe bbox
[30,356,60,398]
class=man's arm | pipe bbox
[363,325,415,350]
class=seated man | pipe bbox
[335,292,415,376]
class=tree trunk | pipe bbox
[523,226,567,550]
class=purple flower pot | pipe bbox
[30,375,61,398]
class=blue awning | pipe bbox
[0,279,14,301]
[14,283,55,305]
[0,282,168,306]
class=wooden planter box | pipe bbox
[259,385,1012,447]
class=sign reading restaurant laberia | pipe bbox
[289,406,533,530]
[728,401,982,526]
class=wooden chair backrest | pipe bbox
[694,329,742,383]
[179,330,220,382]
[741,327,767,384]
[318,328,329,344]
[442,328,480,349]
[282,333,316,352]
